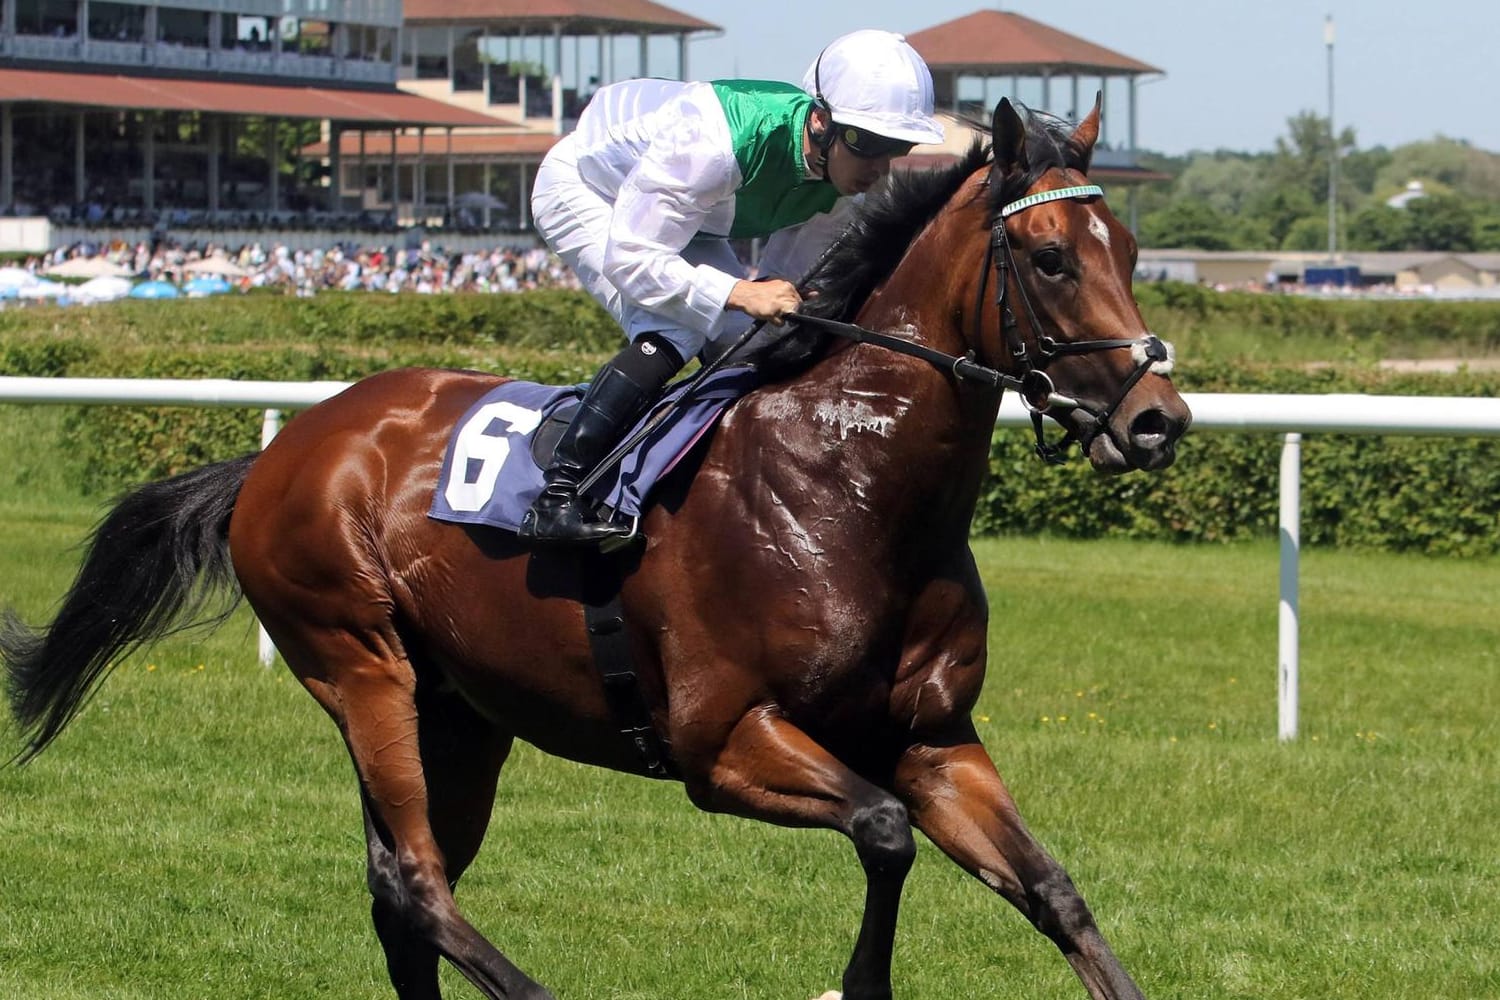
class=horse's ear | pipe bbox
[1068,91,1103,174]
[991,97,1029,177]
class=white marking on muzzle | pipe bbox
[1133,336,1175,375]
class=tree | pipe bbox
[1268,110,1357,205]
[1134,117,1500,254]
[1138,198,1234,250]
[1473,205,1500,251]
[1406,193,1476,251]
[1375,138,1500,202]
[1340,145,1393,198]
[1281,216,1330,252]
[1346,204,1412,251]
[1246,186,1319,247]
[1174,154,1268,217]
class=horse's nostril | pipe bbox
[1130,408,1170,442]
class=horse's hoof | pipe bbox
[811,992,842,1000]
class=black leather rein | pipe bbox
[796,182,1173,465]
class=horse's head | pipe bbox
[982,96,1190,473]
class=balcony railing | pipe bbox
[2,32,396,84]
[153,43,211,70]
[85,38,148,66]
[9,34,81,61]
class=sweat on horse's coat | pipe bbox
[4,95,1189,1000]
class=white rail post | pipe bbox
[256,408,282,668]
[1278,433,1301,741]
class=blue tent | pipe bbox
[129,280,181,299]
[183,276,232,297]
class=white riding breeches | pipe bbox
[530,138,754,362]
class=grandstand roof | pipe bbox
[0,68,506,128]
[907,10,1161,76]
[402,0,718,32]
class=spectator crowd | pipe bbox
[7,238,584,298]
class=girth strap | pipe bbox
[575,552,678,780]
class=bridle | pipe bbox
[796,180,1174,465]
[983,182,1173,463]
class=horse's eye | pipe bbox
[1032,248,1067,277]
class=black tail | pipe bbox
[2,453,258,763]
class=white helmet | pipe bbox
[802,30,946,147]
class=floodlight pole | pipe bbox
[1325,15,1337,260]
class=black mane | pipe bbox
[749,103,1090,374]
[801,138,990,324]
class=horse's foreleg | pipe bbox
[683,709,916,1000]
[893,736,1145,1000]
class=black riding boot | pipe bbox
[519,336,682,544]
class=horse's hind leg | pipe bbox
[893,731,1144,1000]
[276,624,551,1000]
[359,675,519,1000]
[682,710,916,1000]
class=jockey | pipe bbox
[521,29,947,544]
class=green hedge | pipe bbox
[978,363,1500,556]
[2,290,1497,555]
[1135,282,1500,361]
[0,292,620,491]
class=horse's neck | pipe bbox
[743,320,1000,558]
[863,176,994,367]
[716,182,1002,558]
[824,193,1000,542]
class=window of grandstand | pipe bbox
[235,15,271,49]
[157,7,210,47]
[403,26,449,81]
[88,1,145,43]
[14,0,77,37]
[297,19,331,56]
[345,24,390,62]
[452,31,484,92]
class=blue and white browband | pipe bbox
[1000,184,1104,218]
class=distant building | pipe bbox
[305,0,721,232]
[0,3,1170,247]
[1136,248,1500,295]
[0,0,496,225]
[1385,181,1428,209]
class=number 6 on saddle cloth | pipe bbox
[429,367,762,536]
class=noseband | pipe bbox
[984,183,1173,464]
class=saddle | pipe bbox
[428,365,763,537]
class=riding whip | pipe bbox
[575,236,848,496]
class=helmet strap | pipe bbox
[807,48,836,180]
[806,107,835,179]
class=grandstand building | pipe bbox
[0,2,1167,250]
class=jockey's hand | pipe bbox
[727,278,802,325]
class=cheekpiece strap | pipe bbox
[1000,184,1105,218]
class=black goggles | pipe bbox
[834,123,915,159]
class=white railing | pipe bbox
[3,377,1499,737]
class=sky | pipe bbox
[648,0,1500,157]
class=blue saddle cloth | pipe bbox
[428,365,763,533]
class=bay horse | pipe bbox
[4,98,1189,1000]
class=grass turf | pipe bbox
[1,496,1496,999]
